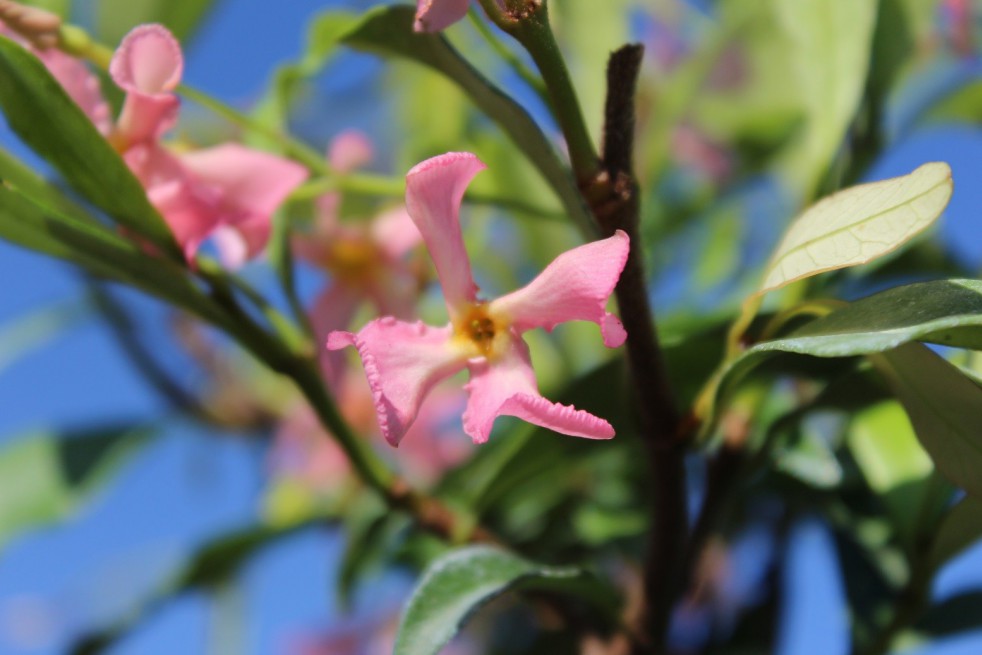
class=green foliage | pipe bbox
[95,0,218,45]
[394,545,618,655]
[0,425,153,552]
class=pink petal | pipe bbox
[123,143,217,259]
[491,230,630,347]
[110,24,183,144]
[36,49,112,136]
[210,225,250,269]
[414,0,470,32]
[370,206,422,260]
[405,152,484,315]
[310,283,363,389]
[328,129,374,173]
[463,336,615,443]
[179,143,309,262]
[327,319,465,446]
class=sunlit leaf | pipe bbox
[759,162,953,294]
[876,343,982,500]
[772,0,877,195]
[0,36,178,254]
[395,545,617,655]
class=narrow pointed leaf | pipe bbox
[760,162,953,294]
[0,36,179,255]
[875,343,982,500]
[395,545,617,655]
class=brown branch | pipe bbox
[588,44,689,654]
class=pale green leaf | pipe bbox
[759,162,953,294]
[96,0,219,45]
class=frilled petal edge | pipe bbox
[327,319,465,446]
[463,336,614,443]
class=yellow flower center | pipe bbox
[452,303,510,360]
[326,238,379,284]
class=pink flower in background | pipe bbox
[294,130,425,386]
[414,0,470,32]
[17,22,307,264]
[329,152,629,446]
[105,25,308,264]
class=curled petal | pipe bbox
[327,319,465,446]
[491,230,630,347]
[414,0,470,32]
[178,143,309,263]
[463,336,615,443]
[405,152,484,315]
[310,284,363,389]
[110,24,183,143]
[328,129,374,173]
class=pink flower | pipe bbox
[294,131,426,385]
[414,0,471,32]
[20,23,307,264]
[104,24,308,264]
[328,152,629,446]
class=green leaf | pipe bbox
[0,185,228,329]
[929,496,982,569]
[395,545,616,655]
[0,36,178,254]
[876,343,982,500]
[754,279,982,357]
[759,162,953,294]
[848,401,941,546]
[0,425,152,551]
[96,0,219,45]
[0,300,90,375]
[917,591,982,637]
[702,278,982,436]
[339,6,593,236]
[772,0,877,196]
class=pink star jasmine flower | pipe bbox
[104,24,308,265]
[328,152,629,445]
[293,130,426,386]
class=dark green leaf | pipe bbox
[0,36,178,254]
[339,6,593,236]
[704,279,982,435]
[917,591,982,636]
[930,496,982,569]
[395,545,616,655]
[876,343,982,500]
[0,185,228,329]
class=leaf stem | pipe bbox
[466,7,550,107]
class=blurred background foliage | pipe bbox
[2,0,982,654]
